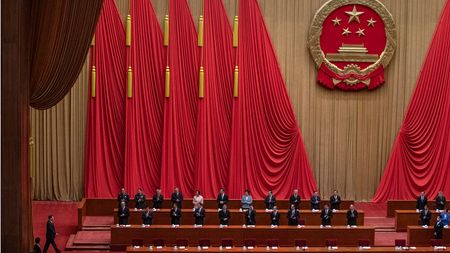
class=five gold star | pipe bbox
[345,5,364,24]
[342,27,351,36]
[367,18,376,27]
[356,28,365,37]
[332,17,342,26]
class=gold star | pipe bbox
[367,18,376,27]
[332,17,341,26]
[356,28,365,37]
[345,5,364,24]
[342,27,351,36]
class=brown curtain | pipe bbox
[29,0,103,109]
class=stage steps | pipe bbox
[65,231,111,251]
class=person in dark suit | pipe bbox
[287,204,299,226]
[321,204,333,226]
[416,191,428,211]
[194,203,205,226]
[152,188,164,209]
[170,203,182,225]
[219,204,231,225]
[217,188,229,209]
[311,191,321,210]
[134,187,146,209]
[34,237,42,253]
[171,187,183,209]
[118,188,130,207]
[43,215,61,253]
[330,190,341,210]
[346,204,358,226]
[436,191,446,211]
[142,206,153,225]
[264,190,276,210]
[118,201,129,225]
[289,189,301,209]
[270,206,280,226]
[245,205,256,226]
[434,216,444,239]
[420,205,432,226]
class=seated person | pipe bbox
[152,188,164,209]
[310,191,321,210]
[270,206,280,226]
[436,191,446,211]
[321,204,333,226]
[346,204,358,226]
[264,190,276,210]
[142,206,153,225]
[194,203,205,226]
[330,190,341,210]
[171,187,183,209]
[193,190,204,206]
[217,188,229,209]
[118,188,130,207]
[34,237,41,253]
[118,201,129,225]
[170,203,182,225]
[241,189,253,210]
[416,191,428,211]
[134,187,146,210]
[219,204,231,226]
[420,205,432,226]
[441,209,449,226]
[434,216,444,239]
[245,205,256,226]
[289,189,301,209]
[287,204,299,226]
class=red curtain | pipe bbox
[195,0,234,198]
[373,0,450,202]
[227,0,317,199]
[124,0,166,194]
[84,0,126,198]
[160,0,200,196]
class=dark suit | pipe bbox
[219,209,231,225]
[287,209,299,226]
[311,196,321,210]
[34,244,42,253]
[321,209,333,226]
[217,193,229,209]
[420,209,432,226]
[194,207,205,225]
[43,221,60,253]
[171,192,184,208]
[289,195,301,209]
[347,209,358,226]
[434,220,444,239]
[118,207,129,225]
[118,193,130,207]
[245,209,256,225]
[152,193,164,209]
[416,196,428,210]
[330,195,341,210]
[134,193,146,209]
[142,210,153,225]
[171,207,182,225]
[270,211,280,226]
[264,195,276,209]
[436,196,446,210]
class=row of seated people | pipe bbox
[117,202,359,227]
[118,187,345,210]
[415,191,447,211]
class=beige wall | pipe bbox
[30,0,446,200]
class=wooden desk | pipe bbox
[126,246,450,253]
[113,209,364,226]
[395,210,440,231]
[111,225,375,251]
[407,226,450,246]
[387,200,450,217]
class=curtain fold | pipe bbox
[84,0,126,198]
[30,0,103,109]
[373,0,450,202]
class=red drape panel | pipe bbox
[160,0,200,196]
[373,0,450,202]
[124,0,166,194]
[195,0,234,198]
[228,0,317,199]
[84,0,126,198]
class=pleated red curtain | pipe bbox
[373,0,450,202]
[84,0,126,198]
[195,0,234,198]
[124,0,166,195]
[160,0,200,196]
[228,0,317,199]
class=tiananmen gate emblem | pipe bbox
[308,0,396,90]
